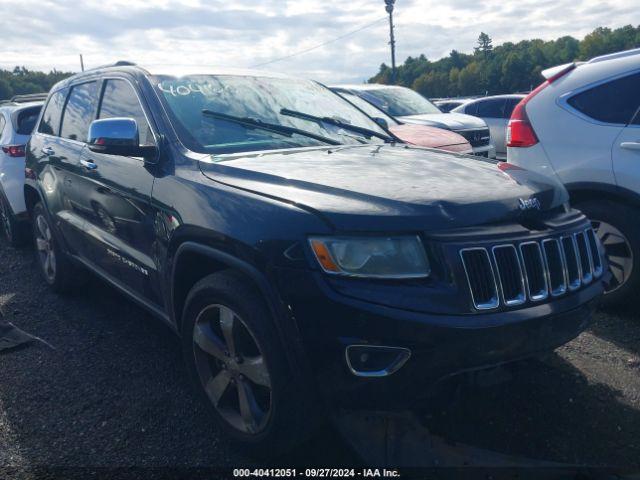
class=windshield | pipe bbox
[358,87,442,117]
[151,75,388,155]
[338,92,399,126]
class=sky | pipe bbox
[0,0,635,83]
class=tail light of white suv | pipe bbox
[507,63,577,148]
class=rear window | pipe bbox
[16,106,43,135]
[476,99,506,118]
[503,98,522,119]
[38,89,67,136]
[568,72,640,125]
[0,115,5,137]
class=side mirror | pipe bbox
[372,117,389,130]
[87,118,157,160]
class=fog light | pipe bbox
[345,345,411,377]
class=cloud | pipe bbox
[0,0,633,83]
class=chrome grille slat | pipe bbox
[492,245,526,306]
[561,235,582,290]
[520,242,549,301]
[586,228,604,278]
[542,238,567,296]
[575,231,593,284]
[460,248,499,310]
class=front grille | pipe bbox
[457,128,491,147]
[460,228,603,310]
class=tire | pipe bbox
[0,192,27,247]
[575,199,640,309]
[181,271,317,456]
[31,202,78,293]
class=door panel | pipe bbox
[613,125,640,192]
[77,148,157,299]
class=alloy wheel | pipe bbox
[35,214,56,282]
[592,219,633,294]
[192,304,272,435]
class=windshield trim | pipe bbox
[200,143,372,163]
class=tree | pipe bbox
[475,32,493,58]
[0,79,13,100]
[368,25,640,98]
[0,67,74,101]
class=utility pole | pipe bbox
[79,54,85,72]
[384,0,397,83]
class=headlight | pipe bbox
[309,236,430,278]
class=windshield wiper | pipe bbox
[280,108,395,143]
[202,110,340,146]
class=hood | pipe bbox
[389,124,472,153]
[198,145,569,232]
[397,112,488,131]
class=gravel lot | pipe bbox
[1,238,640,469]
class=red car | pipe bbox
[334,89,472,154]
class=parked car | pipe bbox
[433,98,470,113]
[0,94,46,246]
[332,84,496,157]
[25,63,606,454]
[333,89,472,154]
[507,48,640,307]
[453,94,525,159]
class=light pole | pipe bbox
[385,0,397,83]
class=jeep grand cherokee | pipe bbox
[24,62,607,455]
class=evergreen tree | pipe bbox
[369,25,640,97]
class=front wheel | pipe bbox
[181,271,317,456]
[575,200,640,309]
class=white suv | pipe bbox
[507,49,640,306]
[0,94,45,246]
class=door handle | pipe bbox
[80,159,98,170]
[41,146,55,156]
[621,141,640,151]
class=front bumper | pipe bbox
[471,143,496,158]
[275,267,603,408]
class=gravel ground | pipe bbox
[1,239,640,469]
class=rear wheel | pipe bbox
[31,202,78,293]
[0,193,27,247]
[575,200,640,308]
[181,271,317,456]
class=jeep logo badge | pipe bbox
[518,197,542,211]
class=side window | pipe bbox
[0,115,6,138]
[568,72,640,125]
[464,102,479,116]
[476,99,506,118]
[98,79,155,146]
[38,89,67,136]
[60,82,99,142]
[503,98,521,119]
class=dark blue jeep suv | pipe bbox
[24,62,607,454]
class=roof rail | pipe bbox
[10,93,48,103]
[81,60,138,73]
[588,48,640,64]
